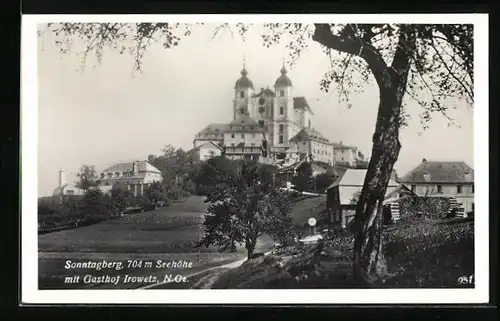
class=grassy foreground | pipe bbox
[212,217,474,289]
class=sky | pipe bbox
[36,23,474,197]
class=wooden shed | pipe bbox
[326,169,410,228]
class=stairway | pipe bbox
[448,197,466,218]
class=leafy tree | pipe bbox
[144,181,168,207]
[109,183,134,215]
[291,161,313,194]
[196,162,295,259]
[75,164,100,192]
[44,22,474,285]
[78,188,112,223]
[314,172,336,192]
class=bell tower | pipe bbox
[233,59,254,120]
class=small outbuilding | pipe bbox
[326,169,411,228]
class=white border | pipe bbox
[21,14,489,305]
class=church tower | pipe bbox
[233,61,254,121]
[272,64,296,149]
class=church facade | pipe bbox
[193,65,341,167]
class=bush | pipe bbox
[399,196,451,221]
[383,219,474,288]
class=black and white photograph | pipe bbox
[21,14,489,304]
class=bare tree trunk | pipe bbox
[352,88,402,285]
[245,237,256,260]
[352,38,415,285]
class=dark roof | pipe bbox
[102,161,161,174]
[289,127,330,144]
[227,115,266,133]
[187,141,222,155]
[195,123,228,138]
[235,68,254,89]
[400,160,474,183]
[275,66,292,87]
[253,87,275,97]
[293,97,313,114]
[332,142,357,151]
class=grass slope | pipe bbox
[212,217,474,289]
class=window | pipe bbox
[280,90,284,96]
[279,124,284,133]
[279,106,284,115]
[251,143,255,146]
[279,135,284,144]
[437,185,443,193]
[231,133,235,138]
[259,98,265,105]
[252,133,255,138]
[259,106,265,113]
[240,107,245,114]
[457,185,462,194]
[472,184,474,193]
[240,91,245,98]
[231,143,235,147]
[241,133,244,138]
[258,120,264,127]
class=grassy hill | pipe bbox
[212,217,474,289]
[289,195,327,227]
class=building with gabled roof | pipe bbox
[98,160,163,196]
[192,62,364,167]
[399,159,474,213]
[187,141,223,163]
[326,169,411,228]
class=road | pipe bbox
[142,251,272,289]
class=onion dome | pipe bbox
[275,66,292,87]
[234,67,254,89]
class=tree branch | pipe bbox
[312,23,391,89]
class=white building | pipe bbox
[98,161,163,196]
[52,168,84,196]
[193,63,324,166]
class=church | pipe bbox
[192,63,336,167]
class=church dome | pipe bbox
[234,68,254,89]
[275,66,292,87]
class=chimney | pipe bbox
[59,168,65,187]
[422,158,427,163]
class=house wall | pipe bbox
[405,183,474,213]
[234,87,255,119]
[194,138,222,148]
[199,146,222,161]
[310,140,334,165]
[334,148,355,165]
[223,132,263,147]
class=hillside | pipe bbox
[212,217,474,289]
[289,195,327,227]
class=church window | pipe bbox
[280,90,284,96]
[279,135,284,144]
[279,124,284,133]
[240,91,245,98]
[279,106,284,115]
